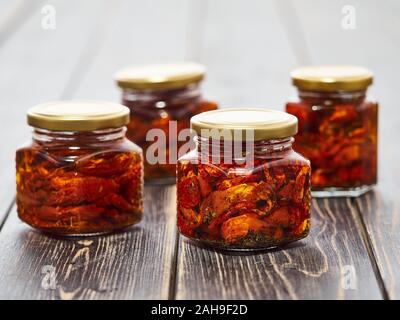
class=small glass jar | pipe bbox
[16,101,144,236]
[176,109,311,250]
[115,63,218,184]
[286,65,378,197]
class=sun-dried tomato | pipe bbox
[177,151,311,249]
[221,213,270,244]
[286,100,377,190]
[177,175,201,208]
[123,91,217,182]
[16,145,143,235]
[76,151,136,177]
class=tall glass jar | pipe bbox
[115,63,218,184]
[176,109,311,250]
[16,101,144,236]
[286,65,378,197]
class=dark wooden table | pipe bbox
[0,0,399,300]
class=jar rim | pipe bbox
[191,108,298,141]
[114,62,205,90]
[27,100,130,131]
[291,65,373,92]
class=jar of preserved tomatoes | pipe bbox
[177,109,311,250]
[286,65,378,197]
[16,101,144,236]
[114,63,218,184]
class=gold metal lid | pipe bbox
[191,108,298,141]
[27,100,130,131]
[291,65,373,91]
[114,62,205,90]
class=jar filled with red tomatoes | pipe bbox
[16,101,144,235]
[286,65,378,197]
[177,109,311,250]
[115,63,218,184]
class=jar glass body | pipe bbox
[286,89,378,197]
[121,83,218,184]
[16,127,144,235]
[176,137,311,250]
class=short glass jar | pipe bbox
[16,101,144,236]
[115,63,218,184]
[286,65,378,197]
[176,109,311,250]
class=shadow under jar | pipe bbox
[115,63,218,184]
[177,109,311,250]
[16,101,144,236]
[286,65,378,197]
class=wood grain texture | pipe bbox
[355,190,400,299]
[196,0,298,110]
[175,199,382,299]
[73,0,191,101]
[0,186,177,300]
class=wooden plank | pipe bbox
[175,199,382,299]
[73,0,190,101]
[356,191,398,299]
[0,185,177,299]
[194,0,299,109]
[0,0,117,224]
[292,0,400,299]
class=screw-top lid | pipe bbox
[191,108,298,141]
[27,100,130,131]
[291,65,373,91]
[114,62,205,90]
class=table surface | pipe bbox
[0,0,399,300]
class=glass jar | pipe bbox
[176,109,311,250]
[16,101,144,235]
[115,63,218,184]
[286,65,378,197]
